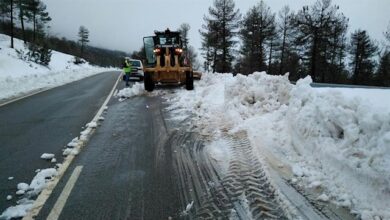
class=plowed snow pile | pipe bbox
[168,72,390,220]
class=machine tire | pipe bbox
[185,71,194,90]
[144,72,155,92]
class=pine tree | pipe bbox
[78,25,89,59]
[199,19,216,72]
[267,28,277,75]
[25,0,51,42]
[239,0,275,74]
[385,22,390,50]
[0,1,5,20]
[277,6,294,75]
[326,14,348,83]
[349,30,378,85]
[375,51,390,86]
[200,0,241,73]
[17,0,29,43]
[0,0,16,48]
[294,0,347,82]
[11,0,14,48]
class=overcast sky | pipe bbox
[42,0,390,56]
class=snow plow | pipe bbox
[142,29,194,91]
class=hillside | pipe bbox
[0,34,115,102]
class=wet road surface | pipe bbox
[29,81,352,220]
[36,83,183,220]
[34,82,294,220]
[0,71,119,214]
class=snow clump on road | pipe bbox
[167,71,390,220]
[0,199,34,220]
[116,82,146,100]
[40,153,55,160]
[0,168,57,220]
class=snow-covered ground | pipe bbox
[3,33,389,219]
[0,34,114,102]
[0,34,115,219]
[165,72,390,220]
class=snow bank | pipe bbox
[0,34,115,102]
[168,71,390,219]
[116,82,146,99]
[288,77,390,219]
[317,87,390,110]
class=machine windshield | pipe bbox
[158,37,178,45]
[143,36,156,65]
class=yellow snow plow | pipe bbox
[143,29,194,91]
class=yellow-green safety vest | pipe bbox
[123,60,132,73]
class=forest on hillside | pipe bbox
[200,0,390,86]
[0,0,128,67]
[1,0,390,86]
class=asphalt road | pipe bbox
[36,83,183,220]
[30,81,329,220]
[0,75,355,219]
[0,71,119,214]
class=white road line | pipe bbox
[47,166,83,220]
[91,77,120,122]
[0,88,51,107]
[22,73,122,220]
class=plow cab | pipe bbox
[143,29,194,91]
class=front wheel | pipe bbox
[144,72,155,92]
[185,71,194,90]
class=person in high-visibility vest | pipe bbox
[122,57,132,87]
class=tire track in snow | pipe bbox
[171,127,290,219]
[195,131,289,220]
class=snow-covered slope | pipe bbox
[0,34,115,102]
[167,72,390,220]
